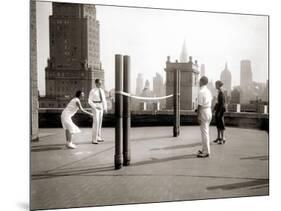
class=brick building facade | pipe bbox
[40,3,103,108]
[165,56,199,110]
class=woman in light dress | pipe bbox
[61,91,93,149]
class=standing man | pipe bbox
[88,79,107,144]
[197,76,213,158]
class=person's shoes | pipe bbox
[213,138,220,143]
[218,139,226,144]
[92,141,99,144]
[97,139,104,142]
[66,142,77,149]
[197,153,209,158]
[198,150,203,154]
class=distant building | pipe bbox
[252,81,268,102]
[207,80,217,97]
[39,3,103,108]
[165,56,199,110]
[134,80,153,111]
[153,73,165,110]
[153,73,165,97]
[136,73,144,95]
[230,86,240,104]
[179,40,188,63]
[144,79,151,91]
[220,63,232,97]
[200,64,205,77]
[240,60,253,104]
[240,60,253,88]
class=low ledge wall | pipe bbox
[38,109,269,131]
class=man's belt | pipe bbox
[93,100,102,103]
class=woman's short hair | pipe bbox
[75,90,83,98]
[215,80,224,88]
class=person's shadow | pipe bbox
[31,144,64,152]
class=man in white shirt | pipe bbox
[197,76,213,158]
[88,79,107,144]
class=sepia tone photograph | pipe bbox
[30,0,269,210]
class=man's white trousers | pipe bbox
[200,109,212,154]
[92,108,103,142]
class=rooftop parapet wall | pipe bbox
[38,109,269,131]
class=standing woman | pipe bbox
[213,80,226,144]
[61,91,93,149]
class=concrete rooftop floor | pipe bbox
[31,126,269,210]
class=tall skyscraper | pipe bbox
[136,73,144,95]
[40,3,103,108]
[230,86,241,104]
[240,60,253,88]
[220,62,232,97]
[152,73,165,110]
[144,79,150,91]
[179,40,188,63]
[240,60,253,104]
[153,72,165,97]
[200,64,205,77]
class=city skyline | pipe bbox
[36,2,268,95]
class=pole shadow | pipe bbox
[131,154,197,167]
[31,145,65,152]
[240,155,268,161]
[32,166,115,180]
[207,179,269,191]
[31,141,107,152]
[131,135,172,142]
[151,143,202,151]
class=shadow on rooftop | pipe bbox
[31,142,101,152]
[131,135,172,142]
[240,155,268,161]
[132,153,197,167]
[207,179,269,191]
[151,142,202,151]
[32,165,115,180]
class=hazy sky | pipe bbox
[36,1,268,95]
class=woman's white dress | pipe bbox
[61,98,81,134]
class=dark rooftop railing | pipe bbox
[38,108,269,131]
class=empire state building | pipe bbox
[220,63,232,97]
